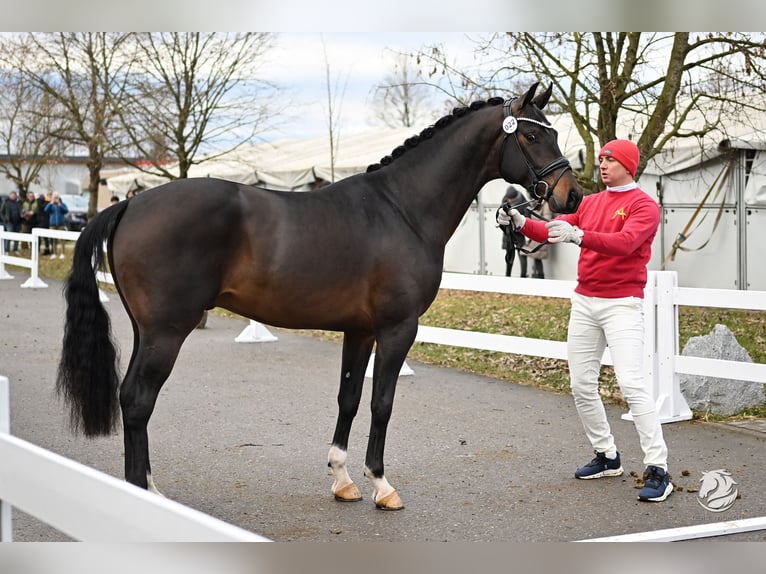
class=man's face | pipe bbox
[598,156,633,187]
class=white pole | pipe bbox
[0,229,15,280]
[0,376,13,542]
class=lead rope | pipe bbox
[500,199,551,255]
[519,207,551,255]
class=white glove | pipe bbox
[546,219,584,245]
[496,207,526,230]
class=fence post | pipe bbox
[20,230,48,289]
[0,375,13,542]
[654,270,693,422]
[622,271,693,424]
[0,229,14,280]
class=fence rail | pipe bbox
[0,376,268,542]
[422,271,766,423]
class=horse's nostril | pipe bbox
[568,188,583,212]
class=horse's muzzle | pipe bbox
[550,186,582,214]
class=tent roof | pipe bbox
[106,127,418,194]
[106,97,766,195]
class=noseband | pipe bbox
[499,98,572,203]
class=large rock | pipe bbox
[680,324,765,416]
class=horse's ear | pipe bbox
[533,83,553,110]
[520,82,540,108]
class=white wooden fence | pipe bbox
[422,271,766,424]
[239,271,766,424]
[5,226,765,426]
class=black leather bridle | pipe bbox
[499,98,572,204]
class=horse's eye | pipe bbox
[525,133,536,143]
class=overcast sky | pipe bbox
[4,0,759,145]
[259,32,482,141]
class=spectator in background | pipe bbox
[21,191,39,238]
[36,191,52,255]
[1,191,23,253]
[499,185,529,277]
[44,191,69,259]
[499,185,553,279]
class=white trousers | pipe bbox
[567,292,668,469]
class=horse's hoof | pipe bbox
[333,482,363,502]
[375,490,404,511]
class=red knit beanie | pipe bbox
[599,139,640,177]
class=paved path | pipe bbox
[2,273,765,542]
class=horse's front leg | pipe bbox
[328,330,375,502]
[364,319,418,511]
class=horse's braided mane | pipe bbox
[366,96,505,173]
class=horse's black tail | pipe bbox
[56,201,128,437]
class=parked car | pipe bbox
[60,194,89,231]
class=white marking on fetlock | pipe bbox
[328,446,354,494]
[146,472,164,497]
[364,466,394,504]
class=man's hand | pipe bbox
[496,207,526,231]
[546,219,584,245]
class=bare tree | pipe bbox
[321,35,349,184]
[0,69,68,194]
[112,32,281,180]
[417,33,766,192]
[370,51,440,128]
[1,32,133,217]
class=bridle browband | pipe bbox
[499,98,572,205]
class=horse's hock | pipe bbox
[679,324,765,416]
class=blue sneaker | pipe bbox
[575,451,624,479]
[638,465,673,502]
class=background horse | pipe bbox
[57,82,582,511]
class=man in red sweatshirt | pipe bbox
[498,139,672,502]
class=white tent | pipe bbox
[105,127,417,195]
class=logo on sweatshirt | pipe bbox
[612,207,627,220]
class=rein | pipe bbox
[500,200,551,255]
[499,98,572,203]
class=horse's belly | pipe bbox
[216,285,373,332]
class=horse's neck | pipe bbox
[385,108,502,244]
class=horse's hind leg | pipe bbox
[328,330,375,502]
[120,329,189,492]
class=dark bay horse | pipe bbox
[57,83,582,511]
